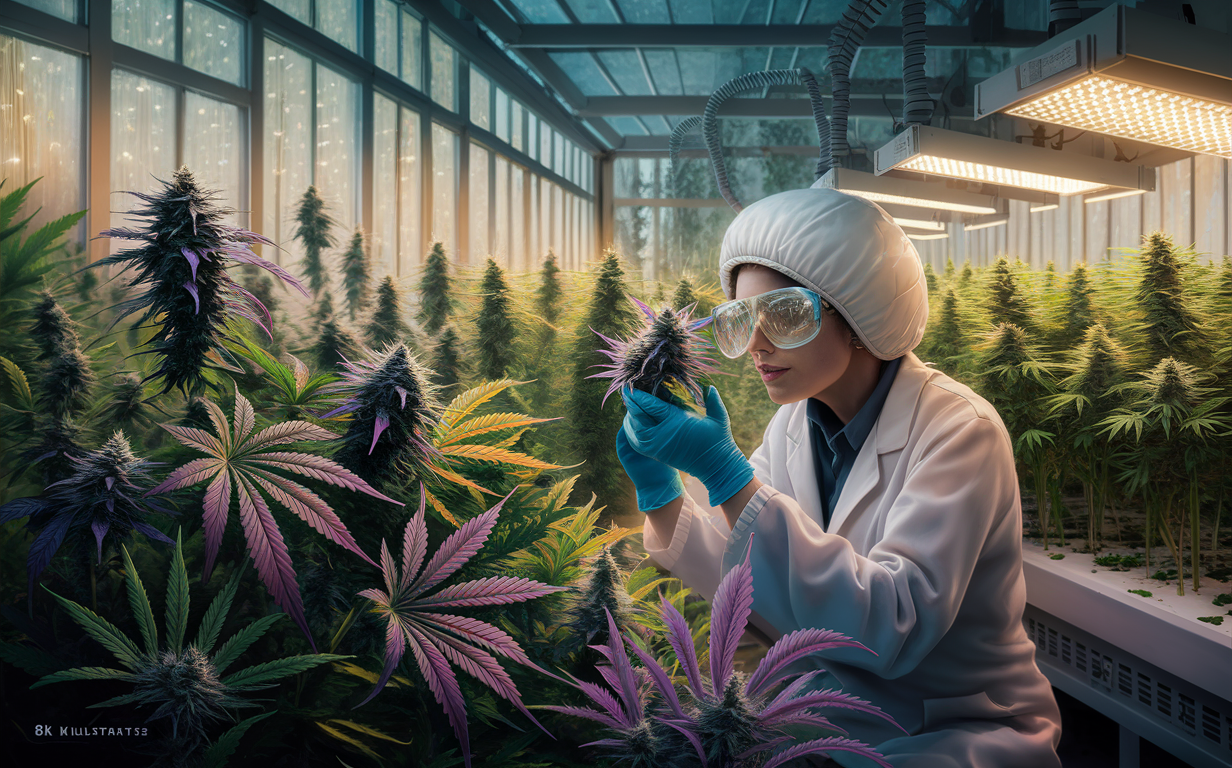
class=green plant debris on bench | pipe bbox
[1197,616,1224,626]
[1128,589,1153,598]
[1049,553,1065,560]
[1093,554,1143,570]
[1213,593,1232,607]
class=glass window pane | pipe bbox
[112,0,177,62]
[511,101,523,152]
[263,39,312,264]
[430,33,455,110]
[1,34,84,240]
[401,11,422,90]
[373,93,397,276]
[316,63,360,236]
[267,0,309,24]
[431,123,457,254]
[494,156,508,263]
[315,0,358,53]
[553,183,564,265]
[554,131,564,175]
[184,1,243,86]
[529,172,539,262]
[494,88,509,142]
[375,0,398,74]
[470,69,490,131]
[527,113,538,162]
[183,91,241,225]
[13,0,78,23]
[511,165,524,271]
[399,106,421,273]
[469,142,490,262]
[111,69,176,253]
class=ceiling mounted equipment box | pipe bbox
[814,169,1005,216]
[974,4,1232,159]
[874,124,1155,196]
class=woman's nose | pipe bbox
[747,316,775,355]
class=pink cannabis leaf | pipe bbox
[354,482,569,768]
[147,386,401,651]
[589,295,719,411]
[543,537,905,768]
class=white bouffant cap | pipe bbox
[718,184,929,360]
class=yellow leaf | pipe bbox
[315,722,383,762]
[326,719,412,745]
[428,463,498,496]
[441,444,565,470]
[331,661,410,688]
[537,474,579,513]
[425,488,461,528]
[0,356,33,408]
[439,379,529,430]
[438,412,558,446]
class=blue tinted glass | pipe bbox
[642,49,682,95]
[560,0,619,22]
[639,115,672,135]
[607,117,647,136]
[668,0,711,23]
[614,0,670,24]
[596,50,652,95]
[507,0,570,23]
[548,52,619,96]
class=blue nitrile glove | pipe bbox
[621,386,755,507]
[616,425,685,512]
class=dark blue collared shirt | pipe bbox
[806,356,903,530]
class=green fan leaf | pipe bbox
[30,666,137,689]
[210,614,285,675]
[121,545,159,657]
[200,711,275,768]
[42,588,145,672]
[166,529,190,653]
[193,568,242,655]
[221,653,350,689]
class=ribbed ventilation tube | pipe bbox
[901,0,933,127]
[828,0,889,163]
[1049,0,1081,35]
[668,116,702,200]
[699,68,830,212]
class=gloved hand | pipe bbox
[616,425,684,512]
[621,386,754,507]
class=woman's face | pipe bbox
[733,264,854,405]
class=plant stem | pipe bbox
[1190,479,1200,594]
[1037,467,1050,550]
[1156,494,1184,596]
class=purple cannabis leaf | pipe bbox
[354,482,568,768]
[147,386,400,651]
[589,294,719,411]
[547,537,905,768]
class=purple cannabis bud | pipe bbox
[589,294,719,410]
[94,165,309,395]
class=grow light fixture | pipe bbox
[874,125,1154,196]
[815,169,1003,216]
[905,232,948,241]
[964,215,1009,232]
[1030,203,1059,213]
[893,217,946,232]
[974,4,1232,159]
[1083,188,1146,204]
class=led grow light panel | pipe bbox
[893,217,945,231]
[1006,75,1232,159]
[814,169,1003,216]
[875,125,1154,196]
[906,232,948,241]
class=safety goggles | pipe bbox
[709,286,828,358]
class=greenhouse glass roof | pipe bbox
[453,0,1052,148]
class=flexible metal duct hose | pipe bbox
[668,116,702,200]
[828,0,889,163]
[1049,0,1081,34]
[901,0,932,127]
[701,68,830,212]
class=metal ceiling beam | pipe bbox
[577,95,983,120]
[510,24,1048,49]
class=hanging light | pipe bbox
[816,169,1004,216]
[964,214,1010,232]
[894,217,946,232]
[1083,188,1146,204]
[874,125,1154,196]
[974,5,1232,159]
[905,231,949,241]
[1030,203,1059,213]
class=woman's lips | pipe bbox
[760,366,788,382]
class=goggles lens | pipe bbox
[711,287,824,358]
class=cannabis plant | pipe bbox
[94,166,309,396]
[228,335,340,420]
[149,388,401,648]
[1132,231,1205,366]
[294,185,337,298]
[986,256,1035,335]
[30,291,94,421]
[0,431,174,607]
[1045,323,1132,552]
[326,343,446,486]
[32,531,347,763]
[1057,262,1096,350]
[354,483,566,768]
[365,276,410,348]
[1099,357,1232,593]
[569,254,639,510]
[430,323,466,390]
[544,544,901,768]
[340,227,371,320]
[922,263,937,294]
[976,323,1061,547]
[557,545,640,659]
[313,312,359,372]
[918,288,966,371]
[476,258,516,381]
[529,252,563,409]
[590,294,717,413]
[417,241,455,336]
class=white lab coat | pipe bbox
[642,351,1063,768]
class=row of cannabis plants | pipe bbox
[0,169,896,767]
[915,236,1232,595]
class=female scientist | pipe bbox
[617,187,1063,768]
